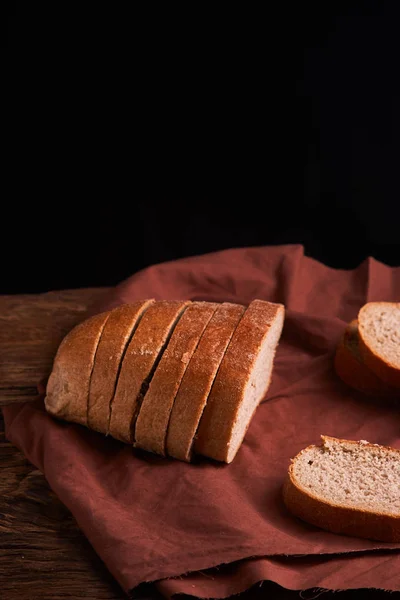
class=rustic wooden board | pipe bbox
[0,410,128,600]
[0,288,109,406]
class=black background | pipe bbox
[3,2,399,295]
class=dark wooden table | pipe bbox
[0,289,132,599]
[0,290,397,600]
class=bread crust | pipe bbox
[44,298,285,463]
[166,302,245,461]
[334,320,398,396]
[108,300,189,443]
[282,436,400,543]
[45,311,111,426]
[134,302,218,456]
[358,302,400,388]
[88,300,155,434]
[194,299,285,463]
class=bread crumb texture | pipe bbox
[361,303,400,367]
[293,437,400,515]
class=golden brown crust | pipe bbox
[194,299,285,463]
[108,301,190,443]
[134,302,218,456]
[358,302,400,388]
[282,436,400,543]
[334,320,398,396]
[166,302,245,462]
[45,311,111,426]
[87,300,155,434]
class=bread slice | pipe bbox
[334,319,398,397]
[358,302,400,388]
[166,302,245,462]
[194,299,285,463]
[45,311,110,426]
[134,301,218,456]
[87,300,155,434]
[108,300,189,443]
[283,435,400,543]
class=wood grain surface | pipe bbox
[0,290,397,600]
[0,410,130,600]
[0,288,108,406]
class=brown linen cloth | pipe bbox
[3,244,400,597]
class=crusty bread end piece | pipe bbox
[45,311,110,426]
[194,299,285,463]
[334,319,398,397]
[358,302,400,388]
[283,435,400,543]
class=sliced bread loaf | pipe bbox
[108,300,189,443]
[45,311,110,426]
[166,302,245,461]
[334,319,398,397]
[134,301,218,456]
[283,435,400,543]
[194,299,285,463]
[358,302,400,388]
[87,300,155,434]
